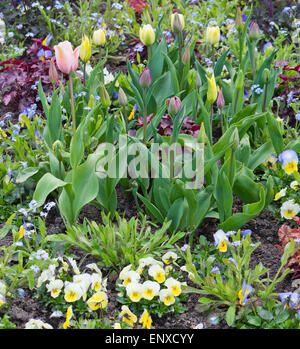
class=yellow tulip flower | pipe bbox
[206,73,217,104]
[205,26,220,45]
[79,35,92,63]
[139,24,155,46]
[93,29,106,46]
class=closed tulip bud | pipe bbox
[206,73,217,104]
[195,71,202,89]
[235,70,244,90]
[88,94,96,109]
[118,87,128,106]
[182,44,190,65]
[49,58,58,84]
[93,29,106,46]
[248,22,261,42]
[171,13,185,32]
[54,41,80,74]
[231,128,239,151]
[79,35,92,63]
[139,68,152,88]
[168,96,182,117]
[100,82,111,108]
[217,88,225,109]
[205,26,220,45]
[262,68,270,84]
[198,123,207,144]
[235,7,244,32]
[139,24,155,46]
[52,140,63,162]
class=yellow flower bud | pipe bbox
[79,35,92,63]
[139,24,155,46]
[206,73,217,104]
[93,29,106,46]
[205,26,220,45]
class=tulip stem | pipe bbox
[147,45,152,61]
[212,45,215,69]
[210,103,213,144]
[262,81,268,113]
[69,74,77,168]
[238,33,243,69]
[229,147,235,187]
[124,107,128,133]
[251,45,256,79]
[69,75,76,132]
[143,87,147,144]
[177,31,183,86]
[83,62,86,86]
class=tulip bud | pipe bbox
[93,29,106,46]
[171,13,185,32]
[168,96,182,117]
[231,128,239,151]
[198,123,207,144]
[100,82,111,108]
[235,70,244,90]
[139,68,152,88]
[79,35,92,63]
[139,24,155,46]
[195,71,202,89]
[118,87,128,107]
[52,140,64,162]
[182,44,190,65]
[248,22,261,42]
[235,7,244,32]
[205,26,220,45]
[88,94,96,109]
[262,68,270,85]
[49,58,58,84]
[217,88,225,109]
[206,73,217,104]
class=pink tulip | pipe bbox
[54,41,81,74]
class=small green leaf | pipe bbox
[226,305,236,327]
[259,309,273,321]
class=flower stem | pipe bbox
[143,87,147,144]
[83,62,87,86]
[262,82,268,113]
[69,74,77,169]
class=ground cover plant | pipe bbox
[0,0,300,331]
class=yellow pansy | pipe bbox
[87,291,108,310]
[148,264,166,283]
[119,305,137,327]
[139,309,152,329]
[63,306,73,329]
[164,278,182,297]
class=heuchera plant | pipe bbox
[273,60,300,122]
[128,0,148,14]
[0,38,54,113]
[276,217,300,279]
[137,114,200,138]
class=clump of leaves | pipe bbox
[273,60,300,123]
[0,38,53,113]
[276,218,300,278]
[137,114,200,138]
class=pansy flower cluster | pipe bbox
[116,252,186,316]
[36,257,108,328]
[268,150,300,220]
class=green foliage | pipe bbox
[47,212,184,270]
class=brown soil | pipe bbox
[0,187,295,329]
